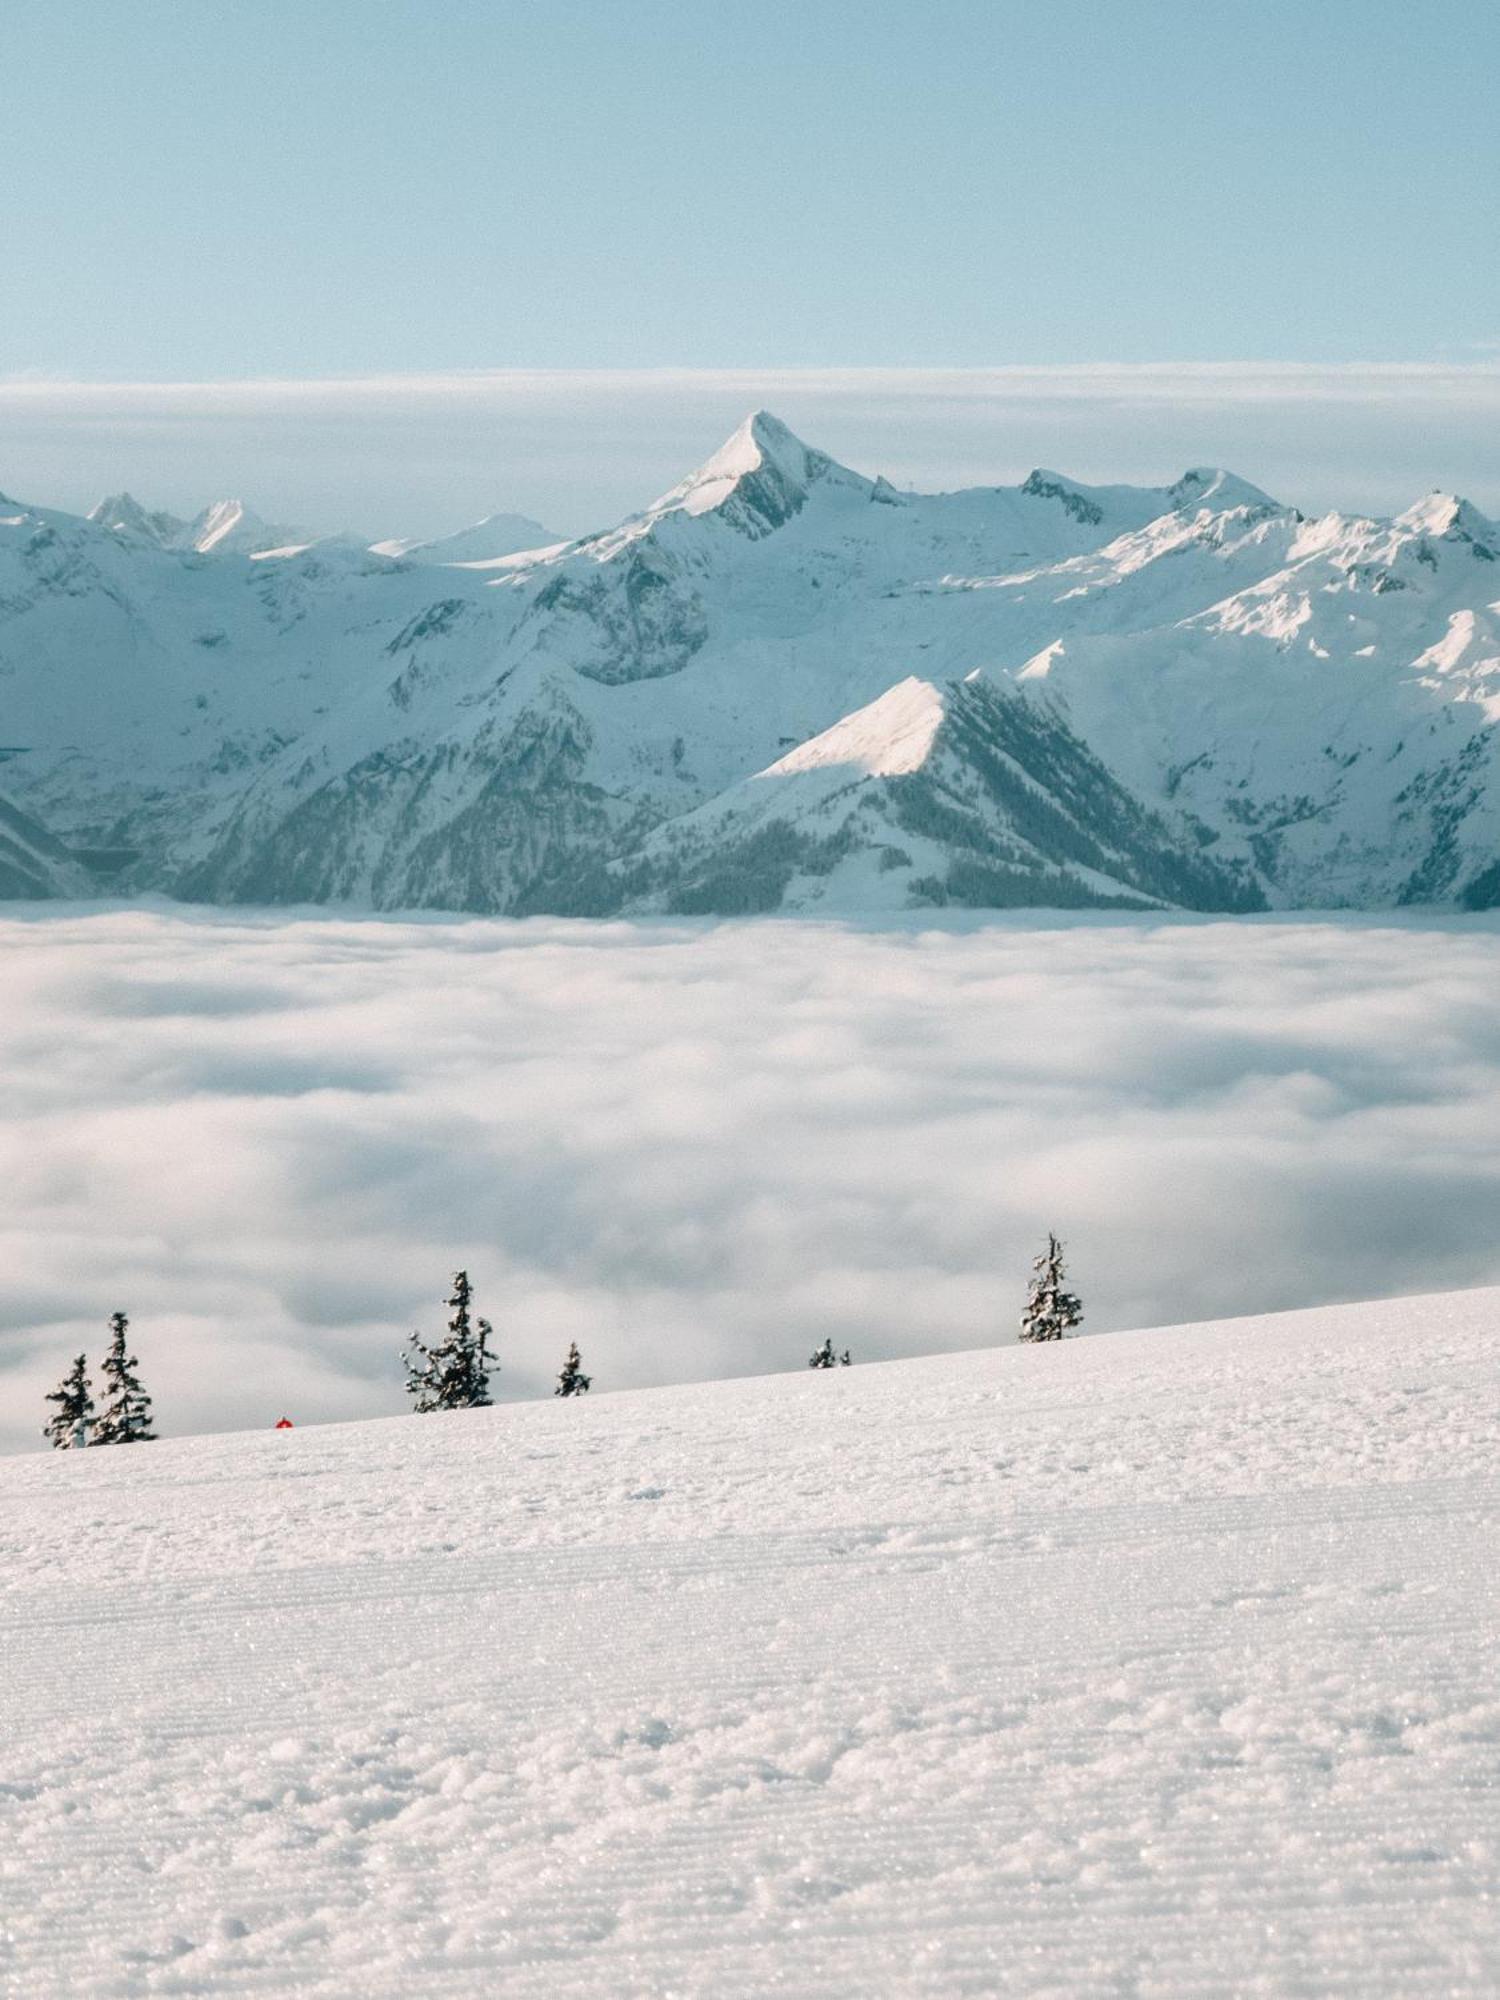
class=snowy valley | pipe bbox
[4,413,1500,917]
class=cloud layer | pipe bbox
[5,365,1500,539]
[3,905,1499,1453]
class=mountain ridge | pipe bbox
[3,412,1499,916]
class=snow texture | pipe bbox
[1,1288,1496,1996]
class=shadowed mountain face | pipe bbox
[0,790,93,898]
[2,411,1499,915]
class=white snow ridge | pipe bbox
[3,1289,1497,1996]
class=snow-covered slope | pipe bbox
[370,509,563,565]
[3,1288,1497,1996]
[1008,490,1500,906]
[6,414,1500,915]
[636,674,1262,914]
[179,498,314,556]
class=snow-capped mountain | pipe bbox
[4,411,1499,915]
[88,492,313,556]
[634,674,1261,915]
[87,492,190,548]
[180,497,314,556]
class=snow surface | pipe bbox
[2,1288,1496,1996]
[762,675,949,778]
[369,511,562,566]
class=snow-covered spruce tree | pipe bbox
[403,1270,494,1412]
[94,1312,156,1443]
[1019,1234,1083,1343]
[808,1339,853,1369]
[554,1342,591,1397]
[43,1352,94,1449]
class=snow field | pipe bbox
[2,1288,1498,1995]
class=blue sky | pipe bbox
[2,1,1498,529]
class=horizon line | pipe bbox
[5,360,1500,407]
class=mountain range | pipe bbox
[2,411,1498,914]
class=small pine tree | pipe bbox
[401,1327,446,1413]
[94,1312,156,1443]
[808,1339,852,1369]
[1019,1233,1083,1343]
[43,1352,95,1449]
[403,1270,494,1412]
[554,1342,591,1397]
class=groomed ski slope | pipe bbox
[2,1290,1497,1997]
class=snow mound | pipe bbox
[4,1288,1497,1995]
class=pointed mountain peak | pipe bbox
[177,498,312,555]
[88,490,143,523]
[188,499,258,551]
[647,410,869,539]
[88,492,187,545]
[699,410,814,484]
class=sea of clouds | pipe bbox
[3,905,1499,1453]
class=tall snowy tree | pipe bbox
[808,1339,852,1368]
[94,1312,156,1443]
[403,1270,494,1412]
[554,1342,591,1397]
[1019,1234,1083,1343]
[43,1352,94,1449]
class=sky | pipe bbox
[2,1,1499,532]
[4,908,1500,1454]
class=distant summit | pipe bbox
[641,410,875,538]
[87,492,187,547]
[89,492,313,556]
[183,498,298,555]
